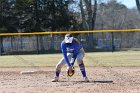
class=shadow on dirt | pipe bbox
[93,80,113,83]
[58,80,113,84]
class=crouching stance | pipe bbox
[51,34,89,82]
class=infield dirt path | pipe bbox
[0,67,140,93]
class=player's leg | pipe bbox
[54,58,65,80]
[77,48,89,82]
[77,59,89,82]
[52,53,72,82]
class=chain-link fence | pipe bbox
[0,32,140,55]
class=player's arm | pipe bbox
[61,42,71,67]
[70,38,81,65]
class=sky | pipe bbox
[117,0,136,8]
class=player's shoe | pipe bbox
[51,77,59,82]
[83,77,89,82]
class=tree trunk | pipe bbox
[83,0,98,48]
[92,0,97,30]
[84,0,92,29]
[34,0,41,31]
[136,0,140,13]
[79,0,89,30]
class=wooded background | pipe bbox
[0,0,140,55]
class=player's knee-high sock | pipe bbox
[56,69,60,77]
[79,63,87,77]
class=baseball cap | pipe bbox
[65,34,73,43]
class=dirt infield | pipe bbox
[0,67,140,93]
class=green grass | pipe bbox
[0,51,140,67]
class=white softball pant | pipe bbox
[56,48,85,70]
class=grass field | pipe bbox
[0,51,140,93]
[0,51,140,67]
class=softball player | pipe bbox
[51,34,89,82]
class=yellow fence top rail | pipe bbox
[0,29,140,36]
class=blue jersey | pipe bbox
[61,39,83,67]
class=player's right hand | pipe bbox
[67,66,72,73]
[67,66,75,77]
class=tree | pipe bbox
[0,0,18,33]
[79,0,97,30]
[41,0,76,31]
[0,0,76,33]
[15,0,42,32]
[93,0,140,49]
[79,0,97,48]
[136,0,140,13]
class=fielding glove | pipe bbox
[67,66,75,77]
